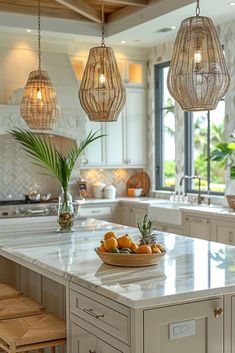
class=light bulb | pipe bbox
[194,49,202,64]
[37,88,42,100]
[99,73,106,84]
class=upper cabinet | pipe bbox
[82,88,147,169]
[70,55,147,87]
[117,59,147,87]
[70,54,148,169]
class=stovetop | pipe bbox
[0,199,58,206]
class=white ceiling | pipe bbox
[108,0,235,47]
[0,0,234,48]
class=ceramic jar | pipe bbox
[93,182,105,198]
[104,185,117,199]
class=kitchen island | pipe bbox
[0,217,235,353]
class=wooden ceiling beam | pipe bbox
[103,0,148,7]
[54,0,102,23]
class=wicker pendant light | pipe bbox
[79,2,126,122]
[20,0,60,130]
[167,0,230,112]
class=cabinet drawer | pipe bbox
[70,289,129,344]
[79,206,112,218]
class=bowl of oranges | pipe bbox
[95,231,166,267]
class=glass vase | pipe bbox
[57,189,75,232]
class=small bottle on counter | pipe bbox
[175,191,179,202]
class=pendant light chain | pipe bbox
[101,1,105,47]
[196,0,200,16]
[38,0,42,71]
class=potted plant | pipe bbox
[209,137,235,180]
[10,129,104,232]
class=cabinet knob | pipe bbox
[214,308,223,318]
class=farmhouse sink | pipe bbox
[148,201,225,226]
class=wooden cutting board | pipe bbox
[126,172,150,196]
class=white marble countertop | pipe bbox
[0,217,235,308]
[75,197,235,219]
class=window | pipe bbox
[155,62,176,190]
[185,100,225,194]
[155,62,226,194]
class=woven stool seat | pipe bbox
[0,297,44,320]
[0,283,22,300]
[0,313,66,353]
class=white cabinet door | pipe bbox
[184,215,211,240]
[98,340,122,353]
[71,323,97,353]
[125,89,147,167]
[117,205,132,226]
[105,111,125,166]
[144,298,223,353]
[83,121,105,167]
[212,220,235,245]
[131,206,147,227]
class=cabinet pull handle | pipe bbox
[83,308,104,319]
[89,350,96,353]
[229,231,233,243]
[91,210,101,214]
[214,308,223,318]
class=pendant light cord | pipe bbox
[101,1,105,47]
[38,0,42,71]
[196,0,200,16]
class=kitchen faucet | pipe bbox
[179,175,205,205]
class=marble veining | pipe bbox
[0,217,235,308]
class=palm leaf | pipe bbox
[9,129,104,191]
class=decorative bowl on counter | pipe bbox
[95,248,166,267]
[127,188,143,197]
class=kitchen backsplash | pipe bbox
[0,134,141,199]
[79,168,142,198]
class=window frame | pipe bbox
[155,61,175,191]
[184,103,225,196]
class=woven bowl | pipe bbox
[95,248,166,267]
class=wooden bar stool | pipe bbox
[0,313,66,353]
[0,297,44,320]
[0,283,22,300]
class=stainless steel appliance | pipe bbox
[0,200,60,218]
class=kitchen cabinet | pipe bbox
[71,323,124,353]
[124,88,147,167]
[82,88,147,168]
[183,214,211,240]
[144,298,223,353]
[79,204,116,221]
[70,283,130,353]
[117,204,148,227]
[211,219,235,245]
[82,120,105,167]
[155,223,183,235]
[117,59,147,87]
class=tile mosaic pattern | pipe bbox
[80,168,141,198]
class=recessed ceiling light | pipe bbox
[171,26,176,30]
[229,2,235,5]
[121,40,126,44]
[26,29,32,32]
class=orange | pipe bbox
[136,245,152,254]
[104,237,118,251]
[104,231,117,241]
[130,242,139,253]
[117,234,132,249]
[98,244,106,252]
[97,240,106,253]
